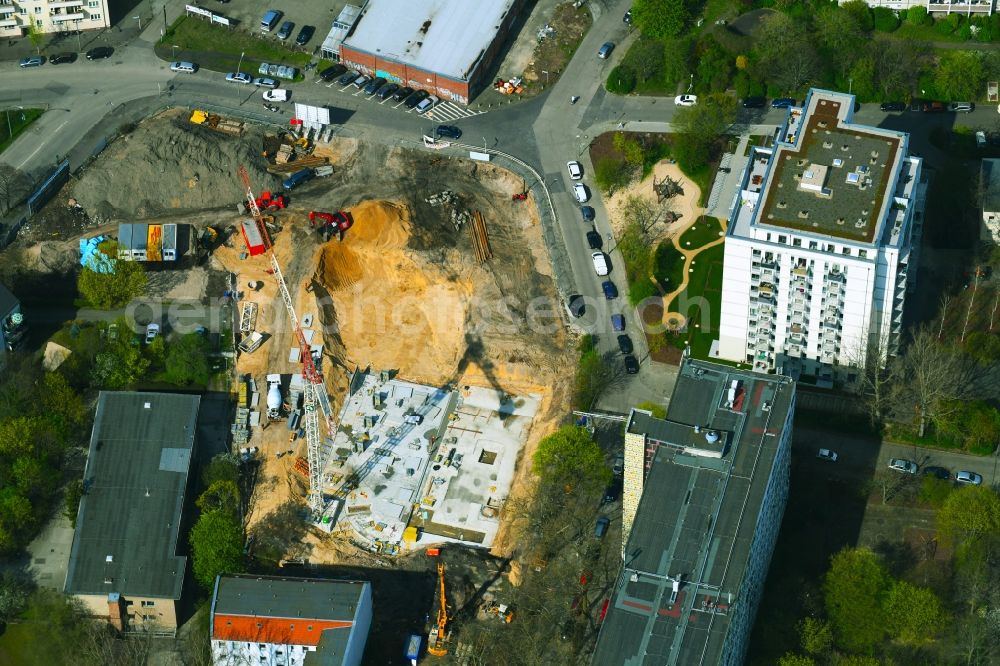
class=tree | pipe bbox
[671,94,736,171]
[189,510,245,589]
[814,6,868,77]
[594,156,631,194]
[92,337,150,389]
[663,38,692,88]
[64,479,84,527]
[936,400,1000,452]
[936,51,986,103]
[606,65,637,94]
[632,0,688,40]
[695,36,734,93]
[964,331,1000,365]
[574,342,616,411]
[76,241,146,309]
[752,13,820,92]
[0,572,31,623]
[0,165,27,216]
[873,37,922,100]
[937,485,1000,557]
[196,480,241,517]
[841,0,875,30]
[532,426,611,493]
[823,547,890,651]
[627,36,666,83]
[799,616,833,655]
[872,6,899,32]
[202,453,240,487]
[163,332,211,385]
[907,5,928,25]
[777,655,815,666]
[636,401,666,419]
[884,580,946,643]
[25,22,44,55]
[613,132,644,170]
[0,487,35,554]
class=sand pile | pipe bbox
[316,200,475,384]
[604,161,707,241]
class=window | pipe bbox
[809,241,818,250]
[34,18,41,25]
[766,233,772,242]
[842,247,850,255]
[778,235,787,244]
[88,0,97,5]
[140,600,155,608]
[90,13,100,19]
[859,249,867,259]
[33,6,39,13]
[17,7,25,14]
[792,238,801,247]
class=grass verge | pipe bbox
[0,108,43,154]
[157,16,310,73]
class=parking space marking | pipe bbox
[426,101,485,122]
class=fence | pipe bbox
[26,159,69,215]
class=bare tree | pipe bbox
[843,324,895,426]
[619,195,673,238]
[0,164,27,217]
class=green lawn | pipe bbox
[653,242,686,293]
[894,21,965,42]
[675,241,725,359]
[677,217,724,250]
[0,108,43,154]
[0,624,47,666]
[158,16,310,73]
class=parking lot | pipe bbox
[211,0,351,58]
[311,73,485,123]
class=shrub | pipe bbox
[905,6,927,25]
[606,65,637,94]
[628,277,659,306]
[872,7,899,32]
[594,157,631,194]
[948,12,963,28]
[935,18,955,35]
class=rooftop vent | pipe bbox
[106,555,113,563]
[705,431,720,444]
[143,402,151,409]
[798,210,810,219]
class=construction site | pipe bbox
[5,106,589,661]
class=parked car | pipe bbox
[351,74,371,88]
[376,83,399,100]
[977,131,987,149]
[263,89,289,102]
[617,334,633,355]
[18,55,44,67]
[415,95,440,114]
[363,77,386,95]
[393,86,414,102]
[586,230,602,250]
[601,280,618,299]
[580,205,595,222]
[591,252,609,276]
[771,97,796,109]
[260,9,282,32]
[567,160,583,180]
[598,42,615,59]
[573,183,589,203]
[435,125,462,139]
[888,458,918,474]
[623,9,632,24]
[50,52,76,65]
[612,455,624,476]
[319,64,346,81]
[252,77,278,88]
[674,94,697,107]
[880,101,906,112]
[403,89,429,109]
[85,46,114,60]
[567,294,585,318]
[611,314,625,331]
[624,355,639,374]
[226,72,253,84]
[956,470,983,485]
[949,101,974,113]
[337,69,359,85]
[602,479,623,504]
[144,323,160,344]
[594,517,610,539]
[921,101,946,113]
[742,96,766,108]
[922,466,950,481]
[816,448,838,462]
[169,61,198,73]
[295,25,315,46]
[276,21,295,40]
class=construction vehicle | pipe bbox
[256,191,287,210]
[266,374,283,419]
[512,192,528,201]
[485,601,514,623]
[427,562,449,657]
[189,109,244,136]
[309,210,352,237]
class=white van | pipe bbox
[263,89,289,102]
[261,9,282,32]
[169,61,197,73]
[592,252,609,276]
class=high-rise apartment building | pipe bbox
[0,0,110,39]
[839,0,993,16]
[718,89,925,382]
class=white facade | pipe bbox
[839,0,994,15]
[719,90,923,380]
[0,0,110,39]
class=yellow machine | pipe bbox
[427,563,449,656]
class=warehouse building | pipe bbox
[339,0,526,104]
[594,358,796,666]
[210,574,372,666]
[64,392,201,635]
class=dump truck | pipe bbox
[189,109,244,136]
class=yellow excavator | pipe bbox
[428,562,449,656]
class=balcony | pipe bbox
[0,16,15,26]
[48,0,83,7]
[50,11,84,20]
[791,265,810,278]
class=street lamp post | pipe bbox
[171,44,177,59]
[133,15,142,31]
[541,70,549,86]
[4,110,10,142]
[237,50,245,75]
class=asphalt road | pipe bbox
[0,0,992,412]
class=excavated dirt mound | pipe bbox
[70,109,275,221]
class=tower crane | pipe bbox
[428,562,449,657]
[237,166,336,514]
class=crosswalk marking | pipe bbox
[426,101,484,121]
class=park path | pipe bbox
[658,216,727,328]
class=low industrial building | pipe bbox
[0,282,26,359]
[338,0,526,104]
[209,574,372,666]
[594,358,796,666]
[64,392,201,635]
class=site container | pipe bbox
[162,223,177,261]
[240,220,268,256]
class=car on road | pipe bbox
[742,96,766,108]
[592,252,609,276]
[295,25,315,46]
[922,466,950,481]
[18,56,43,68]
[169,61,197,73]
[949,101,974,113]
[594,517,610,539]
[602,479,622,504]
[85,46,114,60]
[337,69,359,85]
[226,72,253,84]
[598,42,615,59]
[602,280,618,299]
[771,97,796,109]
[816,448,838,462]
[573,182,590,203]
[956,470,983,485]
[276,21,295,40]
[253,77,278,88]
[567,294,585,318]
[586,230,602,250]
[617,334,633,355]
[50,52,76,65]
[580,205,595,222]
[415,94,440,114]
[319,64,346,81]
[611,314,625,331]
[921,101,946,113]
[888,458,918,474]
[624,355,639,374]
[393,86,414,102]
[623,9,632,24]
[351,74,371,88]
[376,83,399,100]
[363,77,386,95]
[263,89,289,102]
[567,160,583,180]
[145,323,160,344]
[674,94,697,107]
[880,101,905,112]
[435,125,462,139]
[404,89,429,109]
[612,455,624,477]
